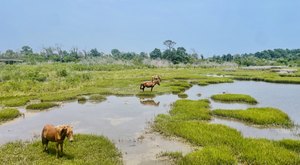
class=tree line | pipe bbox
[0,40,199,65]
[1,40,299,66]
[209,49,300,66]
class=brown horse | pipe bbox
[41,124,74,158]
[140,80,160,92]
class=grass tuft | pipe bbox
[212,107,292,127]
[169,99,211,121]
[26,102,59,110]
[89,94,107,102]
[178,93,188,98]
[0,108,21,122]
[211,93,258,104]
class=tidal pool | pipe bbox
[0,80,299,164]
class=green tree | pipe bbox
[21,46,33,55]
[150,48,162,59]
[163,40,176,50]
[111,49,121,59]
[90,48,102,57]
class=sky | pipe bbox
[0,0,300,57]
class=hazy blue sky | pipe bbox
[1,0,300,56]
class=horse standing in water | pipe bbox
[140,80,160,92]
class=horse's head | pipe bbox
[152,75,161,82]
[57,125,74,142]
[154,80,160,86]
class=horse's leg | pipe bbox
[56,143,59,158]
[140,84,144,92]
[45,141,49,152]
[151,87,153,92]
[42,139,49,152]
[60,143,64,156]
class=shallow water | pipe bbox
[0,80,300,164]
[185,80,300,139]
[0,95,193,165]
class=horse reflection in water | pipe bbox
[140,99,160,106]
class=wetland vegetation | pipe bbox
[0,62,299,164]
[154,99,300,165]
[212,107,292,127]
[211,93,258,104]
[26,102,59,110]
[0,108,21,122]
[0,63,299,109]
[0,134,122,165]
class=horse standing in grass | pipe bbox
[42,124,74,158]
[140,80,160,92]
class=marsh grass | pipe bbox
[41,92,78,102]
[211,93,258,104]
[26,102,59,110]
[178,93,188,98]
[198,77,234,86]
[0,108,21,122]
[179,146,238,165]
[0,96,32,107]
[212,107,292,127]
[89,94,107,102]
[77,96,87,103]
[277,139,300,153]
[239,138,300,165]
[169,99,211,120]
[154,99,300,164]
[0,134,122,165]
